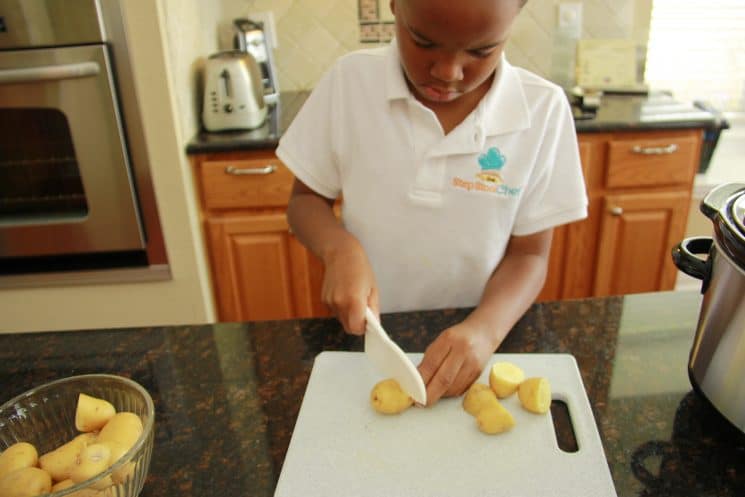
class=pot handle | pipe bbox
[672,237,713,293]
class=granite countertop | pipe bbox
[1,291,743,496]
[573,92,722,133]
[186,91,721,154]
[186,91,309,154]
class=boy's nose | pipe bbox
[430,54,464,83]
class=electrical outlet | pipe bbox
[250,11,278,48]
[557,2,582,37]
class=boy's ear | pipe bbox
[390,0,396,17]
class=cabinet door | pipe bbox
[593,191,690,296]
[205,213,328,321]
[538,139,594,301]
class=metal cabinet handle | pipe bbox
[0,62,100,84]
[610,206,624,216]
[631,144,679,155]
[225,165,276,176]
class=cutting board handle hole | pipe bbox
[551,400,579,453]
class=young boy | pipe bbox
[276,0,587,405]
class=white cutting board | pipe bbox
[275,352,617,497]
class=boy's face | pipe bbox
[391,0,522,106]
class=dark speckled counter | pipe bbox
[186,92,309,154]
[573,92,720,133]
[1,291,743,496]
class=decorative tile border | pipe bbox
[358,0,395,43]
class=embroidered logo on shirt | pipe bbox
[475,147,505,184]
[452,146,521,197]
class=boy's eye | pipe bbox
[469,47,498,58]
[411,35,434,49]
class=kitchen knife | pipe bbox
[364,307,427,405]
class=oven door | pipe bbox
[0,44,145,258]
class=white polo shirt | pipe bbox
[276,42,587,313]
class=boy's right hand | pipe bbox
[321,236,379,335]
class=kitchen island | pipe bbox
[2,291,743,496]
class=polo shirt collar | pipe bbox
[385,44,531,137]
[384,39,411,101]
[476,55,531,137]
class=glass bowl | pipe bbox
[0,374,154,497]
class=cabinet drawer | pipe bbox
[200,157,294,209]
[605,134,699,189]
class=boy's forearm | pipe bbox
[465,234,551,347]
[287,192,357,263]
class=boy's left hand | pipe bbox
[417,321,500,406]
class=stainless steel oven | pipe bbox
[0,0,167,278]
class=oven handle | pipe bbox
[0,62,100,85]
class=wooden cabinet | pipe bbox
[593,191,691,295]
[538,128,702,300]
[193,151,330,322]
[195,128,703,320]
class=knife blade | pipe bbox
[364,307,427,405]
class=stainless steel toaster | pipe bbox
[202,50,267,132]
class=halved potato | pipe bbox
[518,377,552,414]
[476,400,516,435]
[462,383,498,416]
[489,362,525,398]
[75,393,116,432]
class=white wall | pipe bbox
[0,1,216,333]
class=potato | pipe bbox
[39,433,96,482]
[51,479,75,492]
[518,377,552,414]
[51,479,102,497]
[370,378,414,414]
[488,361,525,398]
[462,383,499,416]
[476,400,516,435]
[75,393,116,432]
[103,441,135,484]
[0,467,52,497]
[97,413,143,450]
[69,443,112,489]
[0,442,38,479]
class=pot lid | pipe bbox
[718,186,745,270]
[733,192,745,237]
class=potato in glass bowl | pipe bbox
[0,374,154,497]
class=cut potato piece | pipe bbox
[51,479,101,497]
[489,362,525,398]
[104,441,136,484]
[518,377,552,414]
[370,378,414,414]
[0,467,52,497]
[0,442,38,479]
[69,443,112,489]
[51,479,75,492]
[39,433,96,482]
[462,383,498,416]
[97,412,143,451]
[476,400,516,435]
[75,393,116,432]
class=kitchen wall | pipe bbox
[217,0,653,91]
[162,0,654,138]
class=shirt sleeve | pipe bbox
[512,93,588,236]
[275,63,342,200]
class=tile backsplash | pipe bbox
[164,0,652,142]
[218,0,652,91]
